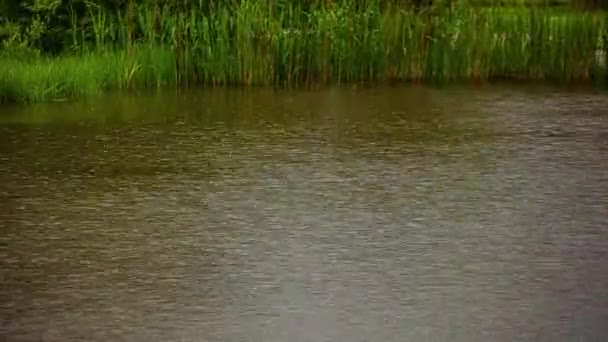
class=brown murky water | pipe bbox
[1,85,608,341]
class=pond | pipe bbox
[1,84,608,341]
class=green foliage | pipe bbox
[0,0,607,103]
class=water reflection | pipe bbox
[1,84,608,341]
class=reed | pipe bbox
[1,0,606,103]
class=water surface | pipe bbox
[1,85,608,341]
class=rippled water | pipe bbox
[1,85,608,341]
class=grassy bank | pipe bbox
[1,1,606,103]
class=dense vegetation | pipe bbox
[1,0,607,103]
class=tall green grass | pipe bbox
[1,0,607,103]
[0,48,178,103]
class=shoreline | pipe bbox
[1,5,606,104]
